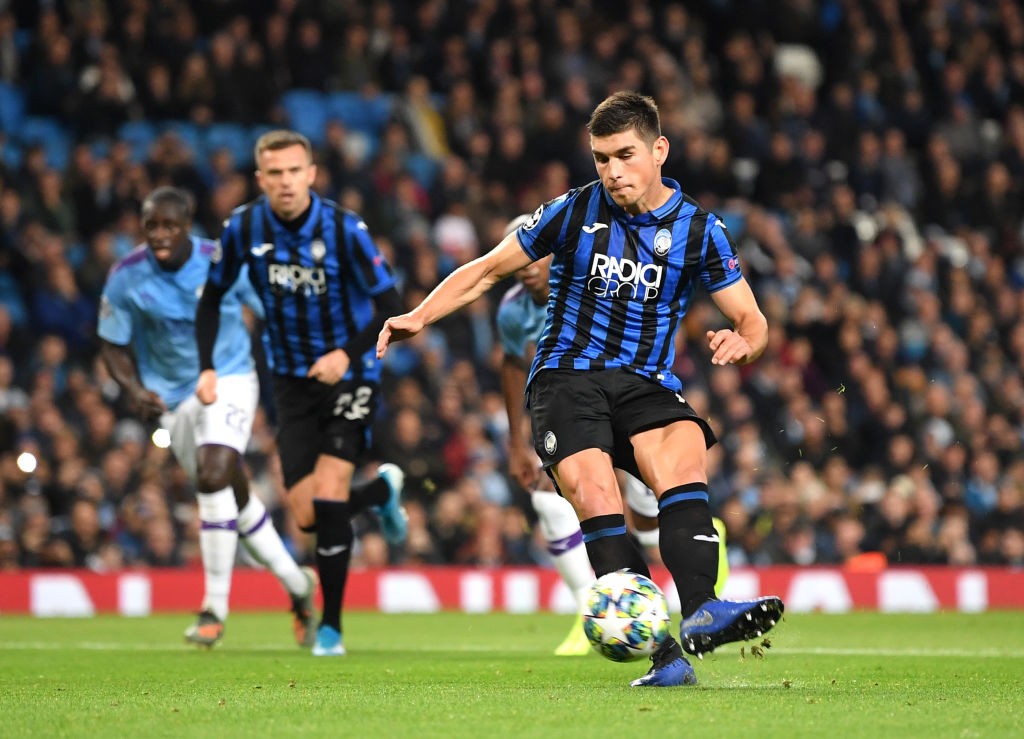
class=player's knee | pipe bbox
[196,464,232,493]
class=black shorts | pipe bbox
[272,374,379,489]
[528,368,716,480]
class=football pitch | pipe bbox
[2,611,1022,738]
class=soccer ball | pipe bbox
[582,570,671,662]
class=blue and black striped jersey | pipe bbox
[516,177,743,394]
[206,192,396,381]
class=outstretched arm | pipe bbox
[501,352,540,489]
[377,232,533,357]
[195,283,226,404]
[100,339,167,421]
[706,278,768,365]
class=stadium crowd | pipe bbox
[1,0,1023,576]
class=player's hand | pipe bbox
[706,329,754,365]
[196,369,218,405]
[376,313,426,358]
[508,442,541,489]
[129,385,166,421]
[308,348,350,385]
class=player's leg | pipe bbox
[348,464,408,546]
[204,373,318,645]
[230,461,318,646]
[166,398,235,646]
[620,471,660,552]
[530,485,593,656]
[712,516,729,597]
[633,420,782,657]
[272,375,352,656]
[551,450,694,686]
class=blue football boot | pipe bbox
[679,596,784,657]
[373,463,408,545]
[312,624,346,657]
[630,638,698,687]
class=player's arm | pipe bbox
[501,350,540,489]
[706,278,768,366]
[307,286,402,384]
[377,232,532,357]
[100,340,167,421]
[195,283,228,403]
[195,224,243,404]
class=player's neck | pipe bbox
[623,179,673,216]
[274,197,314,231]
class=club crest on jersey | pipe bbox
[543,431,557,456]
[587,253,663,301]
[653,228,672,257]
[311,238,326,262]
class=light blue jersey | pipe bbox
[496,283,548,359]
[98,236,264,410]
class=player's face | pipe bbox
[256,144,317,219]
[516,254,551,302]
[142,201,191,269]
[591,128,669,214]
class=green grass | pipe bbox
[1,611,1023,738]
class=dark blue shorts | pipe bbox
[528,368,716,481]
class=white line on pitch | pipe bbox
[1,642,1023,658]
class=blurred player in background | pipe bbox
[197,131,406,657]
[498,216,729,658]
[98,186,316,648]
[380,92,781,687]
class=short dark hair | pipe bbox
[587,91,661,144]
[142,186,194,219]
[254,129,313,164]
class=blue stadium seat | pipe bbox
[247,124,274,160]
[280,89,328,147]
[17,116,70,171]
[204,122,252,167]
[404,152,441,189]
[326,92,393,136]
[1,140,21,170]
[160,121,204,160]
[117,120,158,163]
[0,82,25,133]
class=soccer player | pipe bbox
[499,214,683,656]
[379,91,783,686]
[196,130,406,657]
[99,186,317,648]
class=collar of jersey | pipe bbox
[602,177,682,226]
[264,192,322,239]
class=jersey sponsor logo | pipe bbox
[268,263,327,296]
[587,253,663,301]
[251,242,274,257]
[653,228,672,257]
[582,222,609,234]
